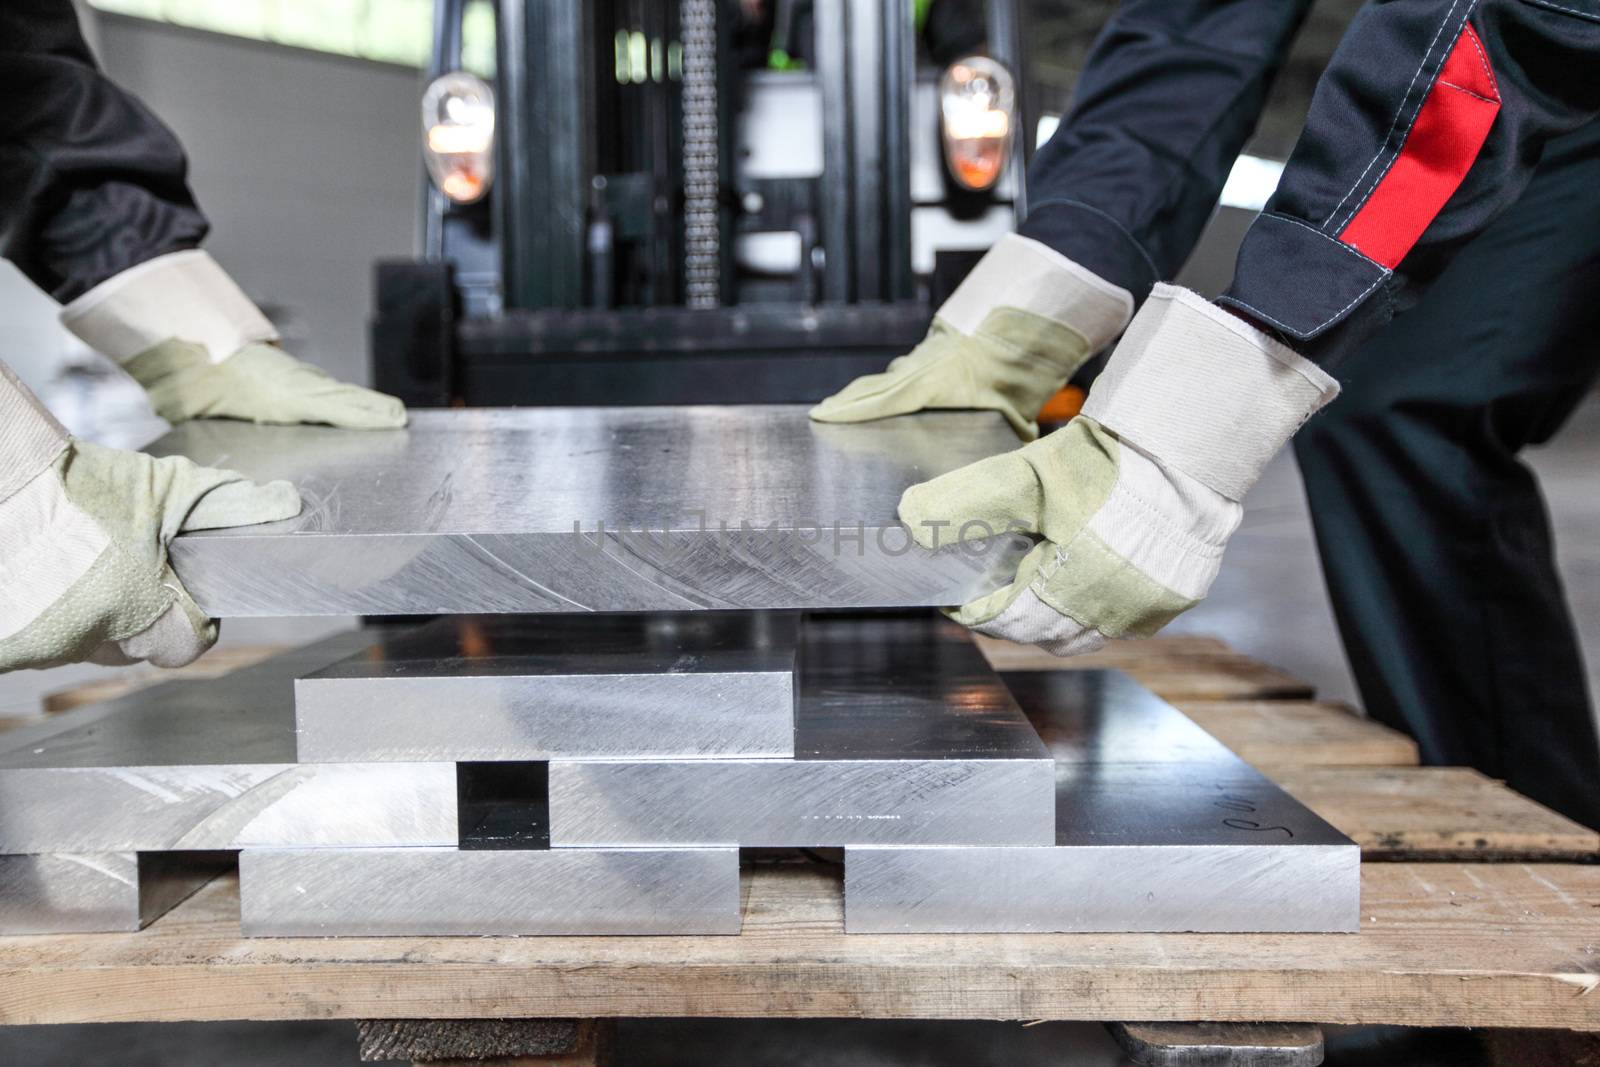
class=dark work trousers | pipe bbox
[1295,121,1600,830]
[0,0,207,302]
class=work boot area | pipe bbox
[3,2,1598,1065]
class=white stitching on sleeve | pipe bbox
[1261,213,1390,272]
[1323,0,1469,232]
[1220,267,1390,338]
[1460,23,1499,94]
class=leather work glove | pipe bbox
[60,250,406,429]
[899,285,1339,656]
[0,360,302,673]
[810,234,1133,439]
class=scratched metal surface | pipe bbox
[843,669,1360,934]
[0,635,456,853]
[547,616,1056,847]
[145,406,1030,616]
[294,613,800,761]
[0,852,228,934]
[238,847,741,936]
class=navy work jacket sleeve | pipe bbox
[1024,0,1600,366]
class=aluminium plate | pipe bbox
[238,847,741,936]
[0,635,456,853]
[0,851,231,935]
[294,613,800,761]
[145,406,1030,617]
[844,669,1360,933]
[547,615,1056,847]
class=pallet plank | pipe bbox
[1,863,1597,1030]
[977,635,1315,701]
[1264,766,1600,863]
[1174,700,1420,769]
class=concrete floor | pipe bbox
[1,397,1596,1065]
[0,1018,1512,1065]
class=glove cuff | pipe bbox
[59,249,278,365]
[938,234,1134,353]
[1082,284,1340,501]
[0,361,70,503]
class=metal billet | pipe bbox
[238,847,741,936]
[295,613,800,761]
[0,635,456,853]
[145,406,1030,616]
[843,670,1361,934]
[548,616,1056,847]
[0,851,231,934]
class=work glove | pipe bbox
[60,249,406,429]
[899,285,1339,655]
[0,360,301,673]
[810,234,1133,439]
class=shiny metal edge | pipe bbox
[148,407,1030,616]
[0,763,458,853]
[295,673,796,761]
[843,843,1362,933]
[0,851,230,935]
[238,847,742,936]
[548,758,1056,847]
[293,612,800,761]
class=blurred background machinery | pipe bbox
[375,0,1031,407]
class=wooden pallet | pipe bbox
[1,633,1595,1036]
[1,862,1597,1031]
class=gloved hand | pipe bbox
[899,285,1339,655]
[810,234,1132,439]
[60,250,406,429]
[0,360,301,673]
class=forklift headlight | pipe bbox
[422,72,496,204]
[939,56,1015,192]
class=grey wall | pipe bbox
[91,13,423,387]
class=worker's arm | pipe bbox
[60,250,407,429]
[1,1,405,429]
[1222,0,1600,365]
[1019,0,1315,302]
[813,0,1314,436]
[903,0,1600,656]
[0,358,301,673]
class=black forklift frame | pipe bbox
[373,0,1028,408]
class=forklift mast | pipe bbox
[374,0,1027,408]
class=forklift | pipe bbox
[373,0,1032,407]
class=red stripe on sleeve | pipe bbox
[1338,24,1501,270]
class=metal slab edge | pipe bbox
[0,851,231,935]
[238,847,741,936]
[548,758,1057,847]
[843,843,1361,934]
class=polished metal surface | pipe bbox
[0,851,230,934]
[843,669,1360,934]
[548,616,1055,847]
[295,613,799,761]
[238,847,740,936]
[1005,670,1245,765]
[0,635,456,853]
[146,407,1029,616]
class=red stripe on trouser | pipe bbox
[1338,24,1501,270]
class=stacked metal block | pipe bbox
[0,634,454,933]
[846,672,1360,933]
[1,408,1360,936]
[242,612,1059,935]
[246,612,810,936]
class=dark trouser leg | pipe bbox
[0,0,208,301]
[1295,123,1600,830]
